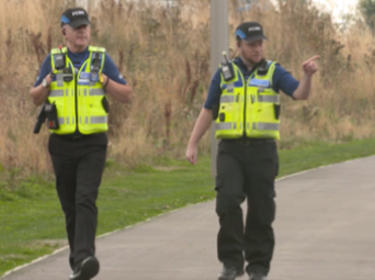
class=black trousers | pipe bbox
[215,138,278,275]
[48,133,107,269]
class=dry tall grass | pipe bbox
[1,0,374,177]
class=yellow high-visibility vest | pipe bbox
[215,61,280,139]
[48,46,108,135]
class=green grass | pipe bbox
[1,138,375,276]
[278,138,375,175]
[97,157,213,233]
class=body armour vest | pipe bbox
[215,61,281,139]
[48,46,108,135]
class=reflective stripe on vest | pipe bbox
[49,89,65,97]
[258,95,280,103]
[220,95,236,103]
[89,89,105,96]
[252,122,279,131]
[48,46,108,135]
[215,61,280,140]
[216,122,279,132]
[58,117,76,125]
[80,116,108,124]
[216,122,238,130]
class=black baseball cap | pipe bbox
[60,7,90,28]
[235,22,267,42]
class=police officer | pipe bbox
[29,7,132,280]
[185,22,318,280]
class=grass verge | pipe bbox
[1,138,375,276]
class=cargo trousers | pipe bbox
[215,138,278,275]
[48,133,107,269]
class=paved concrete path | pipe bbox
[3,156,375,280]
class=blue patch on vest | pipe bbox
[222,69,244,90]
[222,78,243,90]
[80,72,90,79]
[249,79,270,88]
[234,79,243,87]
[78,72,91,85]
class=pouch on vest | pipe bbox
[62,67,73,82]
[101,97,109,113]
[54,53,66,70]
[256,59,269,76]
[90,52,102,82]
[219,112,225,122]
[274,104,281,120]
[44,102,59,129]
[221,52,235,81]
[212,103,220,120]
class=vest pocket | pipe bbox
[274,104,280,120]
[101,96,109,113]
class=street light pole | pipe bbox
[210,0,228,177]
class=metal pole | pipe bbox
[210,0,228,177]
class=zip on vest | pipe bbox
[243,66,259,137]
[74,65,79,135]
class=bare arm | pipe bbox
[185,108,213,164]
[293,55,319,100]
[29,74,52,106]
[102,74,132,103]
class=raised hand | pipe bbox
[302,55,320,77]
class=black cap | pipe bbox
[235,22,267,42]
[60,7,90,28]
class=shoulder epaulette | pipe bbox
[89,46,106,53]
[51,47,68,54]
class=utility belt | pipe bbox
[48,133,108,153]
[221,137,275,145]
[53,132,105,141]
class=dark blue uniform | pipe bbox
[34,47,126,269]
[209,57,298,276]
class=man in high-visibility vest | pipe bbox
[30,7,132,280]
[186,22,319,280]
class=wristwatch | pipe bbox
[41,78,49,88]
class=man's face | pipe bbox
[63,24,91,50]
[239,39,264,65]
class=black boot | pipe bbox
[69,256,99,280]
[218,266,244,280]
[248,272,267,280]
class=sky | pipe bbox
[312,0,359,22]
[76,0,361,23]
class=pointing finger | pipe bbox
[306,55,320,63]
